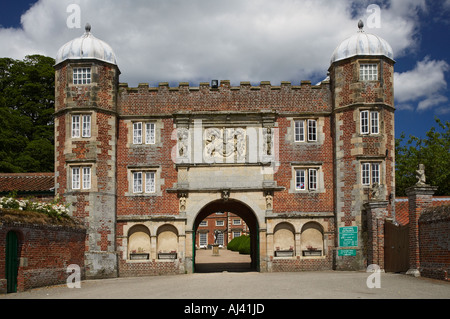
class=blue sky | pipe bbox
[0,0,449,142]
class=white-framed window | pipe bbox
[73,67,91,85]
[82,115,91,137]
[199,220,207,227]
[295,169,306,190]
[360,110,379,135]
[145,172,155,193]
[233,231,241,239]
[72,167,80,190]
[72,115,80,138]
[133,122,142,144]
[216,220,225,226]
[233,219,241,225]
[199,232,208,247]
[82,167,91,189]
[361,162,381,186]
[72,114,91,138]
[133,172,142,193]
[217,232,224,246]
[294,120,304,142]
[359,63,378,81]
[133,122,156,145]
[309,168,317,190]
[308,120,317,142]
[133,171,156,194]
[145,123,155,144]
[295,168,318,191]
[295,119,317,142]
[72,166,91,190]
[360,110,369,135]
[370,111,379,134]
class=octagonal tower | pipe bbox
[54,24,120,278]
[329,21,395,270]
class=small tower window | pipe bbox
[72,114,91,138]
[360,110,379,135]
[73,67,91,85]
[359,64,378,81]
[71,166,91,190]
[361,162,380,186]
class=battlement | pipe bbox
[118,79,330,93]
[117,79,332,116]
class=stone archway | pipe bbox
[192,198,259,272]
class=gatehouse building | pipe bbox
[54,21,395,278]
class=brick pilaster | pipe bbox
[405,185,437,277]
[363,201,388,269]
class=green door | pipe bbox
[6,231,19,293]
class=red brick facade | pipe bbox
[0,219,85,293]
[419,205,450,281]
[53,26,397,277]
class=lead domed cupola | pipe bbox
[330,20,394,64]
[55,23,117,66]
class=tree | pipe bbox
[395,118,450,196]
[0,55,55,172]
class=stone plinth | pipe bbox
[212,244,220,256]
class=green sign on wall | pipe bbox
[338,249,356,256]
[339,226,358,247]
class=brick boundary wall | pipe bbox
[418,205,450,281]
[119,259,183,277]
[0,219,86,293]
[270,254,333,272]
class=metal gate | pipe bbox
[384,221,409,273]
[6,231,19,293]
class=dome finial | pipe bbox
[85,23,91,33]
[358,19,364,31]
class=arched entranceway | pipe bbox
[192,199,259,273]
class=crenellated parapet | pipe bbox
[117,80,332,116]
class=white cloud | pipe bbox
[394,57,449,111]
[0,0,432,87]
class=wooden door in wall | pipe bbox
[6,231,19,293]
[384,221,409,273]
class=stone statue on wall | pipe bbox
[178,192,187,212]
[263,127,273,156]
[415,164,426,186]
[177,128,189,158]
[266,193,273,210]
[370,182,382,201]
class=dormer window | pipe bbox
[73,67,91,85]
[359,64,378,81]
